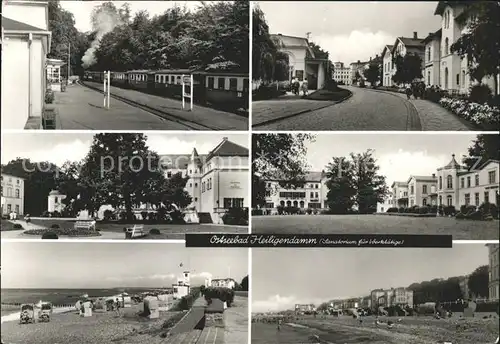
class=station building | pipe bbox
[1,0,52,129]
[1,173,25,216]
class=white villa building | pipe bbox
[391,181,409,208]
[1,173,25,216]
[390,155,499,209]
[385,32,425,86]
[418,2,500,93]
[211,278,236,289]
[1,0,52,129]
[264,171,328,211]
[332,61,351,85]
[376,193,395,213]
[381,45,394,86]
[271,33,328,90]
[47,189,66,213]
[73,138,249,224]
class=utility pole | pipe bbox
[67,42,71,84]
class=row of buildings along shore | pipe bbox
[298,244,498,313]
[330,2,500,94]
[262,155,499,213]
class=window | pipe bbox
[423,185,427,194]
[54,197,58,203]
[427,71,431,85]
[243,78,249,91]
[167,171,172,178]
[315,184,319,189]
[410,185,414,195]
[217,77,225,90]
[427,47,431,61]
[467,176,471,188]
[423,199,427,206]
[410,200,414,206]
[456,73,460,86]
[460,177,464,188]
[310,192,314,198]
[475,192,479,206]
[315,192,319,198]
[475,174,479,186]
[445,38,449,55]
[489,170,497,184]
[447,195,452,206]
[465,193,470,205]
[177,76,181,84]
[485,191,489,203]
[0,187,2,196]
[207,77,215,89]
[15,189,19,198]
[7,204,11,212]
[446,175,453,189]
[189,183,192,187]
[16,179,19,184]
[15,205,19,213]
[439,176,442,189]
[462,70,466,86]
[202,182,205,192]
[224,198,244,208]
[439,195,442,205]
[229,78,238,91]
[195,183,198,187]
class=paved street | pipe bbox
[252,215,500,240]
[252,86,473,131]
[55,83,193,130]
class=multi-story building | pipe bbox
[211,278,236,289]
[381,44,394,86]
[349,60,367,84]
[422,29,442,86]
[264,171,328,211]
[487,244,499,300]
[271,33,328,90]
[392,155,498,209]
[332,61,351,85]
[391,181,409,208]
[370,288,413,309]
[407,174,438,207]
[1,173,25,216]
[431,2,499,94]
[376,193,394,213]
[2,0,52,129]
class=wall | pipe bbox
[2,1,49,30]
[457,163,499,207]
[284,47,306,80]
[217,170,249,208]
[424,39,441,86]
[383,51,393,86]
[1,37,30,129]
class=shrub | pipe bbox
[277,206,284,215]
[42,232,58,239]
[443,206,456,216]
[418,206,429,214]
[469,84,492,104]
[13,223,23,229]
[50,224,60,229]
[252,209,264,216]
[45,89,55,104]
[479,202,499,219]
[149,228,161,235]
[52,210,61,218]
[203,287,235,307]
[283,206,300,215]
[169,210,186,224]
[429,205,437,214]
[123,227,127,232]
[41,211,50,217]
[222,207,248,226]
[398,207,405,213]
[386,207,398,213]
[306,208,313,215]
[103,210,114,221]
[439,96,500,129]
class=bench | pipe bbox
[74,220,96,231]
[125,225,146,239]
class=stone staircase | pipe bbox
[198,326,224,344]
[164,329,202,344]
[198,212,213,224]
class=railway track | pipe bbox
[78,80,216,130]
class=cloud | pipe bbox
[191,272,213,279]
[377,150,450,185]
[314,30,396,64]
[253,294,327,313]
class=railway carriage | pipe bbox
[153,69,202,98]
[199,71,249,109]
[110,72,128,87]
[83,71,104,82]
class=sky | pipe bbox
[252,244,490,313]
[1,133,248,167]
[297,133,484,186]
[1,242,248,289]
[256,1,442,65]
[61,1,214,33]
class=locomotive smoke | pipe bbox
[82,8,125,69]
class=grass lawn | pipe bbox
[252,214,499,240]
[25,218,247,239]
[305,87,351,101]
[0,219,24,231]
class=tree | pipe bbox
[408,277,463,304]
[252,5,278,81]
[365,63,380,87]
[354,71,362,82]
[468,265,489,299]
[324,150,388,214]
[252,134,315,207]
[80,133,165,220]
[160,172,192,209]
[451,1,500,95]
[240,275,248,291]
[392,53,423,85]
[462,134,500,170]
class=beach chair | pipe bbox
[125,224,146,239]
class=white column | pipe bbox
[103,71,107,108]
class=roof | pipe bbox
[49,190,62,196]
[1,16,46,32]
[265,171,324,182]
[1,173,25,180]
[159,154,207,169]
[271,34,309,48]
[422,29,442,44]
[443,154,462,170]
[391,181,407,188]
[382,45,394,56]
[398,37,425,48]
[407,175,437,183]
[434,1,468,16]
[206,139,248,161]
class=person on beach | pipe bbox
[277,318,282,331]
[115,298,121,317]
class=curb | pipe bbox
[252,90,353,129]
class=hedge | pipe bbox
[41,232,59,239]
[202,287,235,307]
[222,207,248,225]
